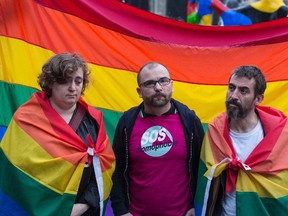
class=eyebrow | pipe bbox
[142,76,169,82]
[229,83,250,90]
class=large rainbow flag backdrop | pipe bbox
[1,0,288,215]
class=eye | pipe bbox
[56,77,68,84]
[228,85,235,91]
[240,88,248,94]
[75,77,83,85]
[159,77,170,86]
[142,80,156,88]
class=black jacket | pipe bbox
[110,99,204,216]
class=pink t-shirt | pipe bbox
[129,113,192,216]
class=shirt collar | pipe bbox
[139,102,177,118]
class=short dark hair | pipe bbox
[38,53,90,97]
[229,65,266,96]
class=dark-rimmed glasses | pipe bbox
[139,77,171,88]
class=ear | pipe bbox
[137,87,143,98]
[255,94,264,106]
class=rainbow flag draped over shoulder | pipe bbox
[0,92,115,216]
[195,106,288,216]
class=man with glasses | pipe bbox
[110,62,204,216]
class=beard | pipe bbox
[225,98,250,120]
[146,92,172,107]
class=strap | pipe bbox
[69,104,86,131]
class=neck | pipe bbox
[229,112,259,133]
[143,102,171,116]
[49,99,77,123]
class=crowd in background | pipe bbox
[121,0,258,21]
[121,0,288,25]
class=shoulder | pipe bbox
[77,98,104,124]
[121,105,141,119]
[117,104,142,126]
[14,92,43,117]
[172,99,197,118]
[209,112,227,130]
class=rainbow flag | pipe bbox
[1,0,288,214]
[0,92,115,215]
[195,106,288,216]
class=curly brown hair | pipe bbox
[37,53,90,97]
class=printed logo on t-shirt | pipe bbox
[139,125,174,157]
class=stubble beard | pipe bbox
[149,92,172,107]
[226,99,249,120]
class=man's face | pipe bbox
[225,74,261,120]
[137,65,173,108]
[49,68,84,109]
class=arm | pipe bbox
[110,115,130,215]
[70,204,89,216]
[185,208,195,216]
[192,114,205,183]
[190,113,205,205]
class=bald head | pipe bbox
[137,62,170,86]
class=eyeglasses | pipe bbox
[139,77,171,88]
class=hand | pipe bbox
[70,204,89,216]
[185,208,195,216]
[121,213,133,216]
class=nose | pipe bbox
[69,81,76,91]
[229,89,240,100]
[154,82,163,91]
[232,88,239,97]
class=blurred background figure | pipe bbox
[121,0,150,11]
[166,0,188,21]
[186,0,288,26]
[121,0,288,26]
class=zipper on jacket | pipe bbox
[123,127,130,204]
[188,132,194,196]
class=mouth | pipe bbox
[153,95,165,101]
[67,95,77,98]
[227,103,238,107]
[226,99,241,108]
[154,93,165,97]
